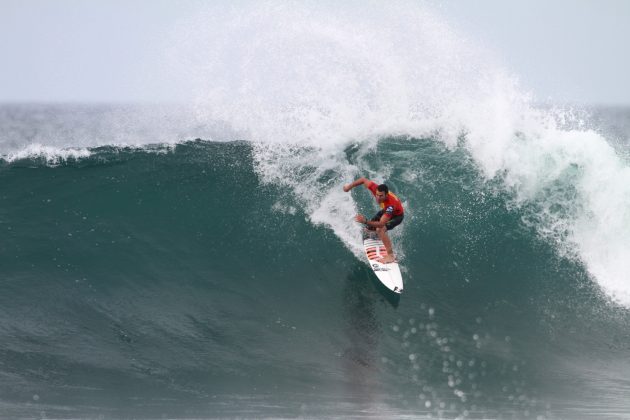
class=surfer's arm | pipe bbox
[343,177,370,192]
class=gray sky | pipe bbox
[439,0,630,106]
[1,0,628,105]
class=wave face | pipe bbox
[2,1,630,418]
[1,137,630,418]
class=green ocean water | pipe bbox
[2,133,630,419]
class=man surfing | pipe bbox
[343,177,404,264]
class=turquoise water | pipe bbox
[2,114,630,418]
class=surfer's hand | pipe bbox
[343,184,351,192]
[355,214,366,224]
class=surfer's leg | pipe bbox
[376,226,396,263]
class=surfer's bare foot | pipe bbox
[378,255,396,264]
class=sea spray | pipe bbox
[166,0,630,305]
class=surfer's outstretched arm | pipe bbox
[343,177,370,192]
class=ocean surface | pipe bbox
[3,2,630,419]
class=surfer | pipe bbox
[343,177,404,263]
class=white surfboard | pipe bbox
[362,230,403,294]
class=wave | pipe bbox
[2,2,630,306]
[2,140,629,418]
[159,1,630,305]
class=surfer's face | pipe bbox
[375,191,386,203]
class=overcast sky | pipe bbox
[439,0,630,106]
[1,0,628,105]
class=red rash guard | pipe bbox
[366,181,404,218]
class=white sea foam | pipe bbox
[167,0,506,258]
[2,143,92,164]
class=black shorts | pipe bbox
[368,210,404,231]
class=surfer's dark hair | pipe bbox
[377,184,389,194]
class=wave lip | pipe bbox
[1,143,92,164]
